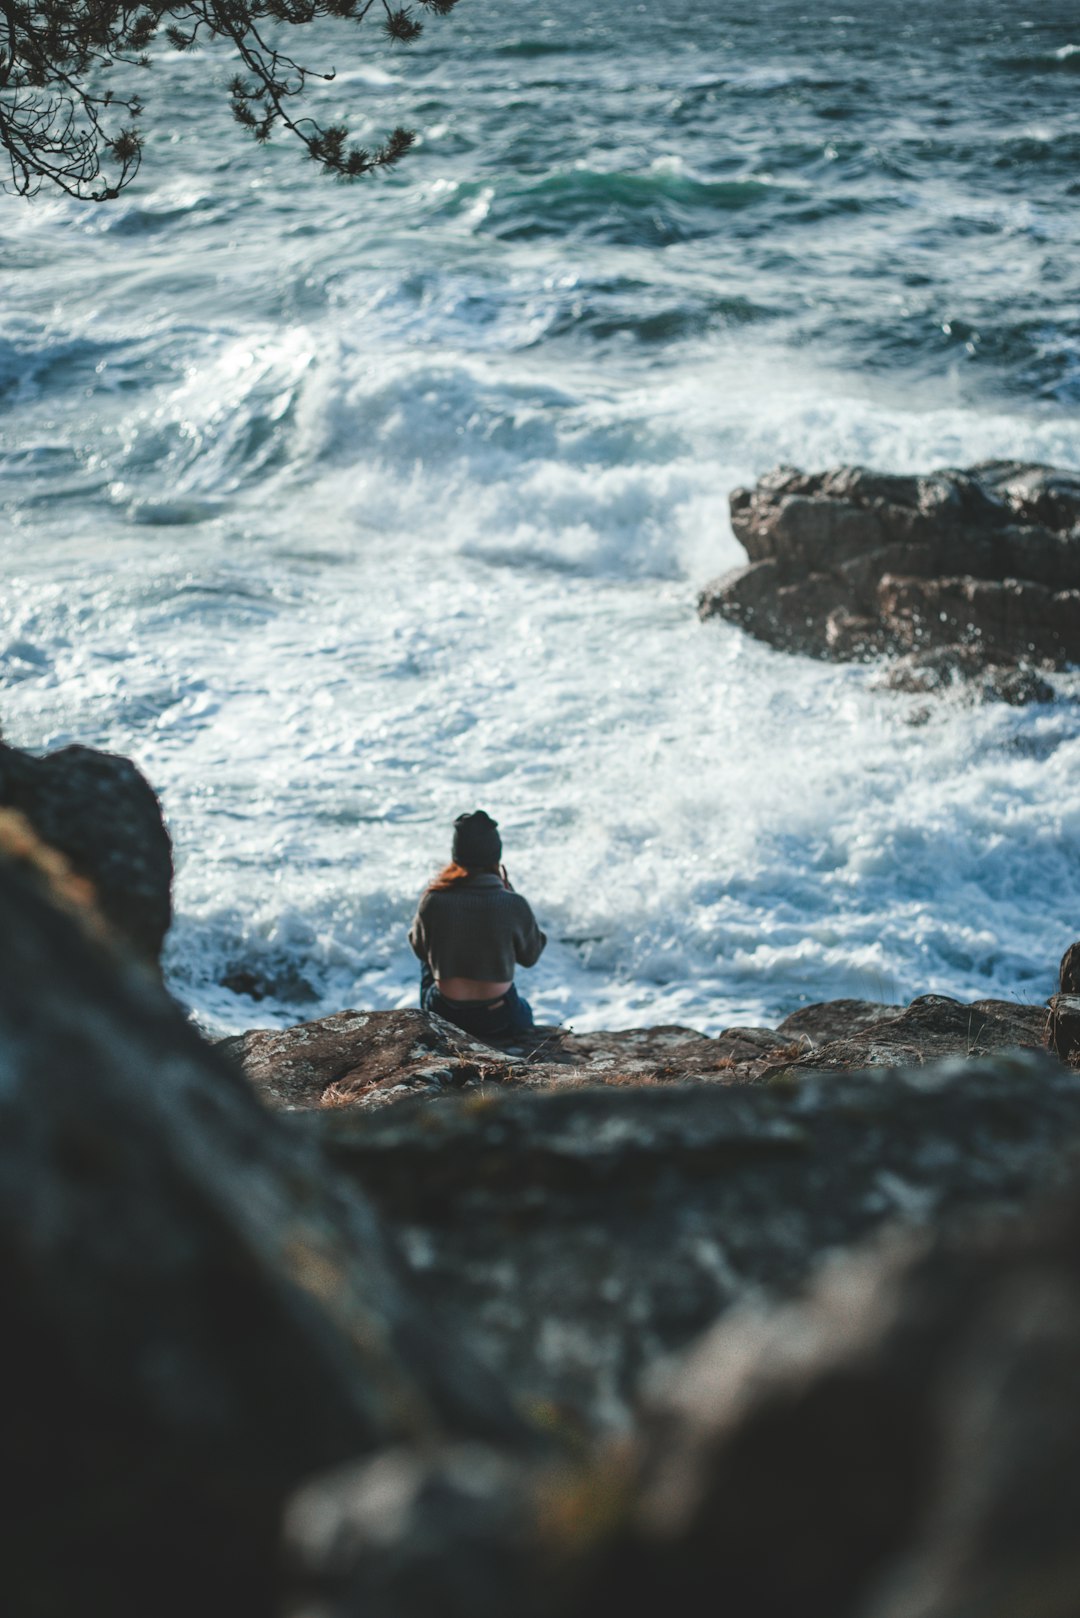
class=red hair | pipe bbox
[427,861,505,893]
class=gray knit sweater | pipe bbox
[409,872,546,982]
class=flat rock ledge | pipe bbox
[698,460,1080,701]
[222,992,1048,1112]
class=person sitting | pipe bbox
[409,810,546,1041]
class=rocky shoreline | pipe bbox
[699,460,1080,703]
[7,738,1080,1617]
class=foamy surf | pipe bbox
[2,0,1079,1037]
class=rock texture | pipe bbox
[699,461,1080,696]
[1060,939,1080,996]
[591,1182,1080,1618]
[284,1444,564,1618]
[319,1051,1080,1434]
[0,739,173,959]
[220,1010,811,1110]
[777,992,1048,1075]
[287,1082,1080,1618]
[1049,943,1080,1063]
[220,1008,510,1110]
[223,994,1045,1112]
[1048,995,1080,1063]
[0,853,526,1618]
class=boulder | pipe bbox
[701,461,1080,697]
[0,851,526,1618]
[0,739,172,960]
[875,573,1080,665]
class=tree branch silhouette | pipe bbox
[0,1,460,200]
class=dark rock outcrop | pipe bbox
[591,1180,1080,1618]
[286,1062,1080,1618]
[0,739,173,959]
[699,461,1080,696]
[318,1051,1080,1433]
[1050,947,1080,1059]
[0,853,526,1618]
[877,643,1056,705]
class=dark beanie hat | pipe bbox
[452,810,502,869]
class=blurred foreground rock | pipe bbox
[315,1053,1080,1433]
[287,1162,1080,1618]
[10,766,1080,1618]
[699,461,1080,699]
[0,738,173,959]
[582,1183,1080,1618]
[0,853,526,1618]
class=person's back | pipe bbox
[409,810,546,1039]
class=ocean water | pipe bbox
[2,0,1079,1034]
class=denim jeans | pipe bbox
[419,966,534,1041]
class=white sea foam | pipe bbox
[4,330,1079,1036]
[3,0,1080,1039]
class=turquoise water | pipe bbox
[1,1,1079,1032]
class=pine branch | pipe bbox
[0,0,462,199]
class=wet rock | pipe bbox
[0,739,172,960]
[318,1052,1080,1433]
[0,854,525,1618]
[878,645,1056,705]
[876,573,1080,666]
[218,954,320,1005]
[700,462,1080,697]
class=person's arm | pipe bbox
[513,897,546,967]
[408,899,428,962]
